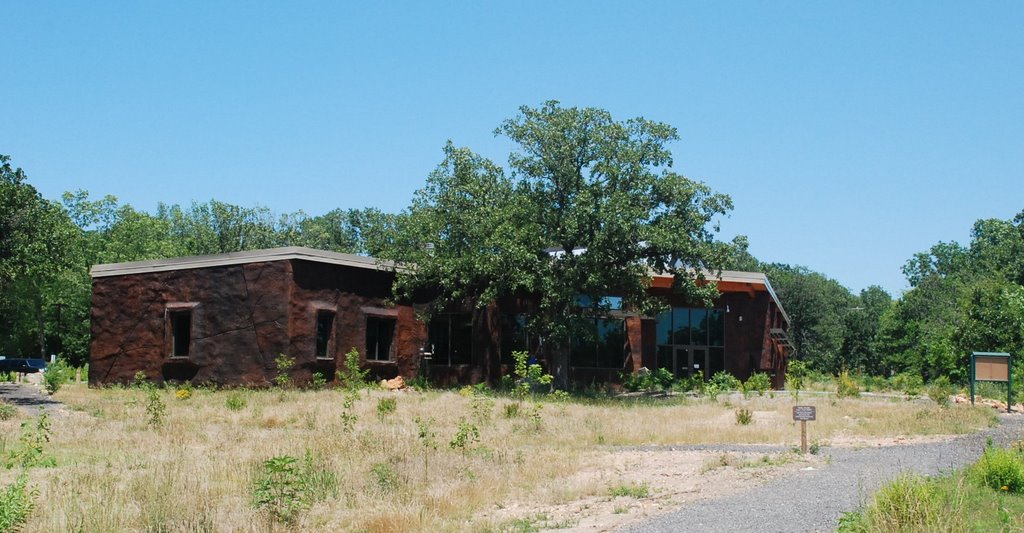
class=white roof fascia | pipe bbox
[90,247,398,278]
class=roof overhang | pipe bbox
[90,247,398,278]
[650,270,791,328]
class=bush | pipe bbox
[43,359,72,394]
[735,408,753,425]
[744,373,771,396]
[891,372,924,397]
[337,348,369,390]
[310,372,327,391]
[836,371,861,398]
[251,451,338,524]
[709,371,741,392]
[273,354,295,389]
[621,368,674,392]
[971,446,1024,493]
[927,376,955,407]
[376,397,397,421]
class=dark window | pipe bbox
[708,309,724,347]
[315,311,335,359]
[570,318,625,368]
[366,317,395,361]
[170,311,191,357]
[427,313,473,365]
[500,314,529,365]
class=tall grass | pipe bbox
[7,383,997,532]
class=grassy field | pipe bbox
[0,383,1000,532]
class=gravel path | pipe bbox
[623,413,1024,533]
[0,382,65,415]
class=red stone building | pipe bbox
[89,247,791,388]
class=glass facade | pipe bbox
[654,307,725,378]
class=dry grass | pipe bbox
[2,385,998,532]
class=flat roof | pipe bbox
[90,247,394,278]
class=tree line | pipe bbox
[2,102,1022,386]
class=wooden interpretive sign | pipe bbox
[970,352,1013,413]
[793,406,816,453]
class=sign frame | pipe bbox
[792,405,816,453]
[970,351,1012,413]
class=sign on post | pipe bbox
[793,406,816,453]
[970,352,1012,413]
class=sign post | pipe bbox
[970,352,1012,413]
[792,406,816,454]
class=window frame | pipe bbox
[365,315,396,362]
[165,303,198,359]
[314,310,336,360]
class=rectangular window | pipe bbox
[170,311,192,357]
[500,314,529,365]
[427,313,473,365]
[315,311,335,359]
[366,317,395,361]
[570,318,625,368]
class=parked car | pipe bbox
[0,358,48,374]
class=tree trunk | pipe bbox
[35,289,46,359]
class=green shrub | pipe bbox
[836,371,861,398]
[622,368,675,392]
[250,451,338,525]
[735,408,753,425]
[310,372,327,391]
[709,371,741,392]
[891,372,924,397]
[0,472,37,531]
[6,414,54,469]
[608,483,649,498]
[371,462,399,494]
[927,376,955,407]
[971,446,1024,492]
[744,373,771,396]
[43,359,72,394]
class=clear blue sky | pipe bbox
[3,1,1022,296]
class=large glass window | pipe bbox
[427,313,473,365]
[366,317,395,361]
[500,314,529,364]
[571,318,625,368]
[655,307,724,346]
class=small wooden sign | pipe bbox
[792,406,816,421]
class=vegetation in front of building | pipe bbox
[840,440,1024,532]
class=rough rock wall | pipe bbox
[288,260,426,382]
[89,261,290,386]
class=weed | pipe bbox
[251,455,306,524]
[225,392,247,411]
[175,382,193,401]
[891,372,924,397]
[310,372,327,391]
[735,408,753,425]
[376,397,397,422]
[371,462,400,493]
[927,376,955,407]
[504,402,520,419]
[132,371,148,388]
[273,354,295,389]
[511,351,553,400]
[415,416,438,481]
[0,401,16,421]
[470,393,495,426]
[709,371,741,392]
[836,371,861,398]
[608,483,650,498]
[528,403,543,431]
[337,347,369,390]
[146,388,166,428]
[0,472,37,531]
[340,391,358,433]
[449,419,481,454]
[7,413,54,469]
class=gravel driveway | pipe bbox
[0,382,65,415]
[623,413,1024,533]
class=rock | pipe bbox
[382,375,405,390]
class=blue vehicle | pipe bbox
[0,358,48,374]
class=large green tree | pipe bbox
[385,102,733,386]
